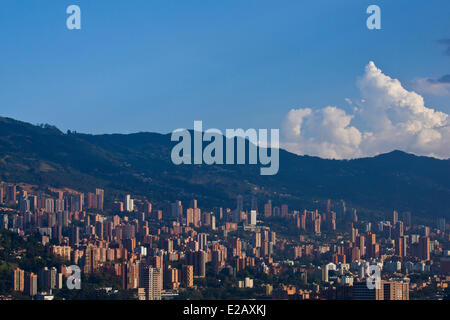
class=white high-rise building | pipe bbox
[125,194,134,212]
[211,215,216,230]
[250,210,257,226]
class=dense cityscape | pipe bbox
[0,181,449,300]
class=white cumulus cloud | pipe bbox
[282,61,450,159]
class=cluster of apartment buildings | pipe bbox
[1,182,449,300]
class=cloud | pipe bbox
[283,106,363,159]
[282,62,450,159]
[412,75,450,96]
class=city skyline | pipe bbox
[2,179,448,301]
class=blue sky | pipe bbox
[0,0,449,143]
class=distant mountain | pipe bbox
[0,116,449,219]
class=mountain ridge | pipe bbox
[0,115,449,219]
